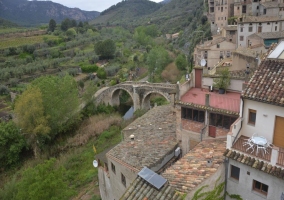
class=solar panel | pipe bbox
[138,167,167,190]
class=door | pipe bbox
[195,69,202,88]
[273,116,284,148]
[209,125,216,138]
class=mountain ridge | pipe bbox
[0,0,100,26]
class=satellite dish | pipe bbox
[200,59,207,67]
[93,160,98,168]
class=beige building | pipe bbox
[194,36,236,71]
[237,16,284,47]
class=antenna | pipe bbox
[93,160,98,168]
[200,59,207,67]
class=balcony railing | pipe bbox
[232,135,272,161]
[277,148,284,167]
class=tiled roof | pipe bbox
[234,47,259,58]
[239,16,283,23]
[223,26,237,31]
[260,1,284,8]
[242,59,284,106]
[107,105,178,171]
[197,37,226,49]
[120,177,183,200]
[224,149,284,179]
[162,139,226,193]
[250,31,284,39]
[179,88,241,113]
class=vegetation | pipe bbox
[213,68,231,91]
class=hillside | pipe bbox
[90,0,162,26]
[0,0,100,26]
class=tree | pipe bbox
[175,54,187,71]
[48,19,56,32]
[66,28,77,39]
[30,75,80,135]
[0,121,27,168]
[14,86,50,158]
[94,39,116,59]
[61,18,71,31]
[16,158,75,200]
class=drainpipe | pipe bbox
[224,157,229,200]
[232,96,244,145]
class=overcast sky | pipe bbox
[48,0,163,12]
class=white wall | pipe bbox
[240,99,284,143]
[227,159,284,200]
[202,76,244,92]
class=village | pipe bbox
[96,0,284,199]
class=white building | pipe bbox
[225,42,284,200]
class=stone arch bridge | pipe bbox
[93,81,178,111]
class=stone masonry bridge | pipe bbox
[93,81,178,111]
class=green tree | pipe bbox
[61,18,71,31]
[94,39,116,59]
[14,86,50,158]
[66,28,77,39]
[0,121,27,168]
[30,75,80,136]
[48,19,56,32]
[175,54,187,71]
[16,158,75,200]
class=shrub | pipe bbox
[80,64,98,73]
[97,68,107,79]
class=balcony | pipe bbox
[228,135,284,167]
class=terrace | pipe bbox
[227,119,284,167]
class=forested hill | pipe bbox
[0,0,100,27]
[90,0,162,26]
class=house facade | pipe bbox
[225,42,284,200]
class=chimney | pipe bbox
[130,134,135,144]
[205,93,210,107]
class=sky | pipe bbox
[48,0,163,12]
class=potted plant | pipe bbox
[213,68,230,94]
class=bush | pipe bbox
[80,64,98,73]
[0,85,9,95]
[97,68,107,79]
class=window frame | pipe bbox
[121,173,126,187]
[240,36,244,41]
[111,162,116,174]
[181,107,205,123]
[230,165,240,181]
[253,180,269,196]
[248,26,253,32]
[248,109,256,125]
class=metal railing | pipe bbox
[277,148,284,167]
[232,136,272,161]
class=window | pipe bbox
[248,109,256,125]
[230,165,240,180]
[226,51,231,57]
[210,113,237,129]
[267,22,270,25]
[275,26,278,31]
[221,7,223,12]
[253,180,268,196]
[256,6,259,9]
[121,173,126,187]
[249,26,253,32]
[111,162,116,174]
[240,36,244,41]
[181,107,205,122]
[237,6,239,10]
[240,27,243,32]
[217,43,220,48]
[264,9,266,14]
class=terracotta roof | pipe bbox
[162,139,226,193]
[107,105,178,171]
[120,177,183,200]
[196,37,226,49]
[239,16,284,23]
[242,59,284,106]
[180,88,241,113]
[234,47,259,58]
[224,149,284,179]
